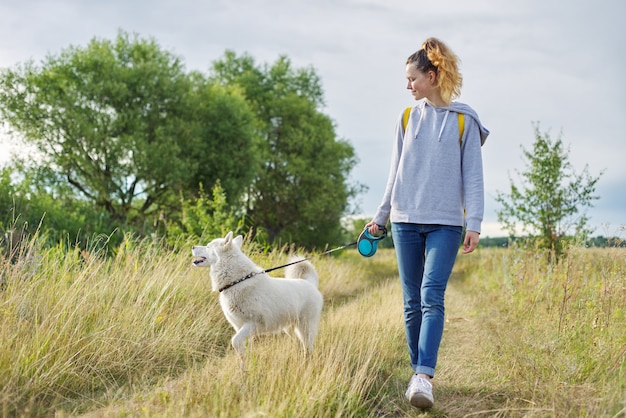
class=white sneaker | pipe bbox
[405,374,434,409]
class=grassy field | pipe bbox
[0,236,624,417]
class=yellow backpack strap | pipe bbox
[459,112,466,219]
[402,106,412,133]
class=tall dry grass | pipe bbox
[449,245,626,417]
[1,234,624,417]
[0,235,409,417]
[0,235,229,416]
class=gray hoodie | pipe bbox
[372,99,489,233]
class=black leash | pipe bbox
[218,240,357,293]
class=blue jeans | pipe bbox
[391,223,463,378]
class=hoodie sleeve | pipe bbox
[460,115,485,233]
[372,109,407,226]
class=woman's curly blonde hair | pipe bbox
[406,37,462,105]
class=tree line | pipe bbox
[0,31,363,250]
[0,31,610,256]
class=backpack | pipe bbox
[402,106,465,145]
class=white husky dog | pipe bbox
[191,231,323,361]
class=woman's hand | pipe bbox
[365,221,384,235]
[462,230,480,254]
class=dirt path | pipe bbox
[431,279,513,417]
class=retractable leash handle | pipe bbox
[357,225,388,257]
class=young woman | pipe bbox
[366,37,489,409]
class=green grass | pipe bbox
[448,246,626,417]
[0,236,624,417]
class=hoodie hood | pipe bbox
[413,100,490,146]
[441,101,490,146]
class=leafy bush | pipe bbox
[164,182,245,246]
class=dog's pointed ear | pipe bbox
[233,235,243,247]
[224,231,234,246]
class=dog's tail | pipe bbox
[285,257,319,287]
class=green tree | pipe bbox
[0,31,257,229]
[0,164,119,250]
[495,123,603,254]
[184,74,259,207]
[211,52,363,248]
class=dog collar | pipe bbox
[219,270,264,292]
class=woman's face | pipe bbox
[405,63,435,101]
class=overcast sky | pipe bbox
[1,0,624,237]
